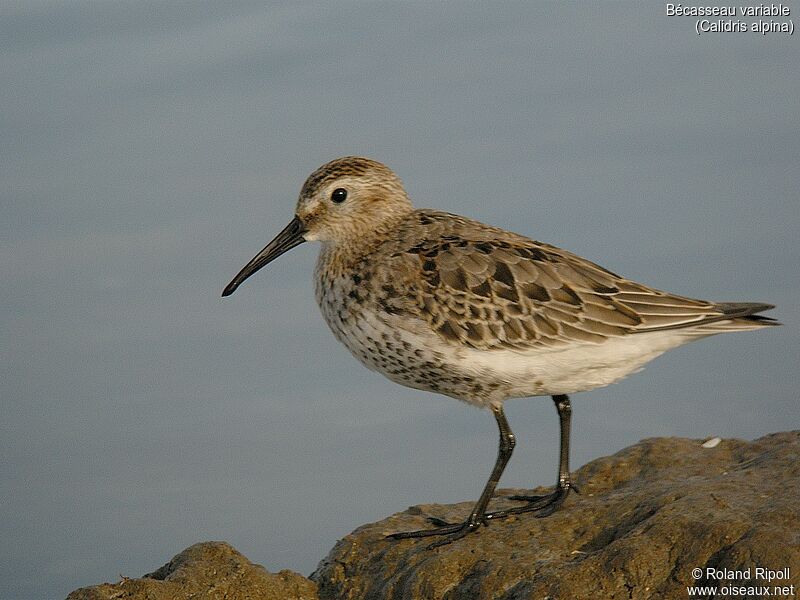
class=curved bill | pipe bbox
[222,216,306,297]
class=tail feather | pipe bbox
[691,301,780,334]
[718,302,779,324]
[716,302,776,318]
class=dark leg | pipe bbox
[485,394,575,520]
[388,404,515,548]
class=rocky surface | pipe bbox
[66,541,318,600]
[68,431,800,600]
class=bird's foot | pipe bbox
[387,515,486,549]
[485,482,575,520]
[387,482,577,546]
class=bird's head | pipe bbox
[222,156,412,297]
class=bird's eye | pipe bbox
[331,188,348,204]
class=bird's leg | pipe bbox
[388,404,515,548]
[485,394,575,521]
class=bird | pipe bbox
[222,156,778,548]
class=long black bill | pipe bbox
[221,216,307,297]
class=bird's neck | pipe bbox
[316,210,408,280]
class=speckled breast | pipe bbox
[313,255,491,405]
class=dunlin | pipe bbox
[222,157,778,547]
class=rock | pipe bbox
[312,431,800,599]
[67,432,800,600]
[66,541,318,600]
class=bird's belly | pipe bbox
[455,331,692,398]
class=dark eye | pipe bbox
[331,188,348,204]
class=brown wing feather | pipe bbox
[381,210,726,349]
